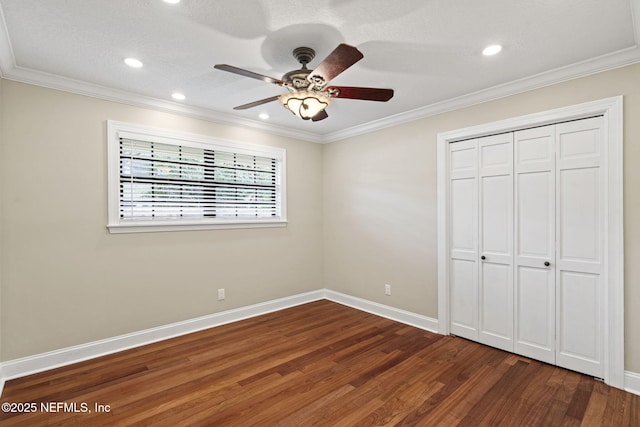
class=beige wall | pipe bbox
[0,80,323,360]
[1,63,639,374]
[323,63,640,372]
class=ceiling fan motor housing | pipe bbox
[282,68,312,89]
[282,47,317,90]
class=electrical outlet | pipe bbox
[217,288,225,301]
[384,284,391,296]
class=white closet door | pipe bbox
[514,125,556,364]
[478,134,514,351]
[449,139,479,341]
[555,117,604,378]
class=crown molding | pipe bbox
[321,45,640,143]
[3,65,325,143]
[0,3,322,143]
[5,48,638,145]
[1,1,639,144]
[0,3,323,142]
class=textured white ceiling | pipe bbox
[0,0,638,142]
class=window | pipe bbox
[107,121,286,233]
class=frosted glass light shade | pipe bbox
[280,90,331,120]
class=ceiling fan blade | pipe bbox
[215,64,287,86]
[326,86,394,102]
[233,95,281,110]
[311,110,328,122]
[307,44,364,85]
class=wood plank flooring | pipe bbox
[1,300,638,426]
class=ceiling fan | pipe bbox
[214,44,394,122]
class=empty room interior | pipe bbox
[0,0,639,425]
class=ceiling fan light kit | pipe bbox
[280,90,331,120]
[214,43,394,122]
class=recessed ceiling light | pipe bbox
[163,0,180,3]
[483,44,502,56]
[259,113,270,120]
[171,92,186,101]
[124,57,143,68]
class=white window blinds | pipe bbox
[107,121,286,233]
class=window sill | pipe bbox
[107,219,288,234]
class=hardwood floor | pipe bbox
[1,300,638,426]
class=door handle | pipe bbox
[481,256,486,260]
[544,261,550,267]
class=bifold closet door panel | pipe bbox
[555,117,604,378]
[478,133,514,352]
[514,125,556,365]
[449,139,479,341]
[447,116,606,378]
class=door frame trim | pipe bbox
[436,96,624,388]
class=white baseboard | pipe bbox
[0,290,326,386]
[0,289,636,399]
[0,289,439,396]
[325,290,440,333]
[625,370,640,396]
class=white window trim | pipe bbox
[107,120,287,233]
[436,96,624,388]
